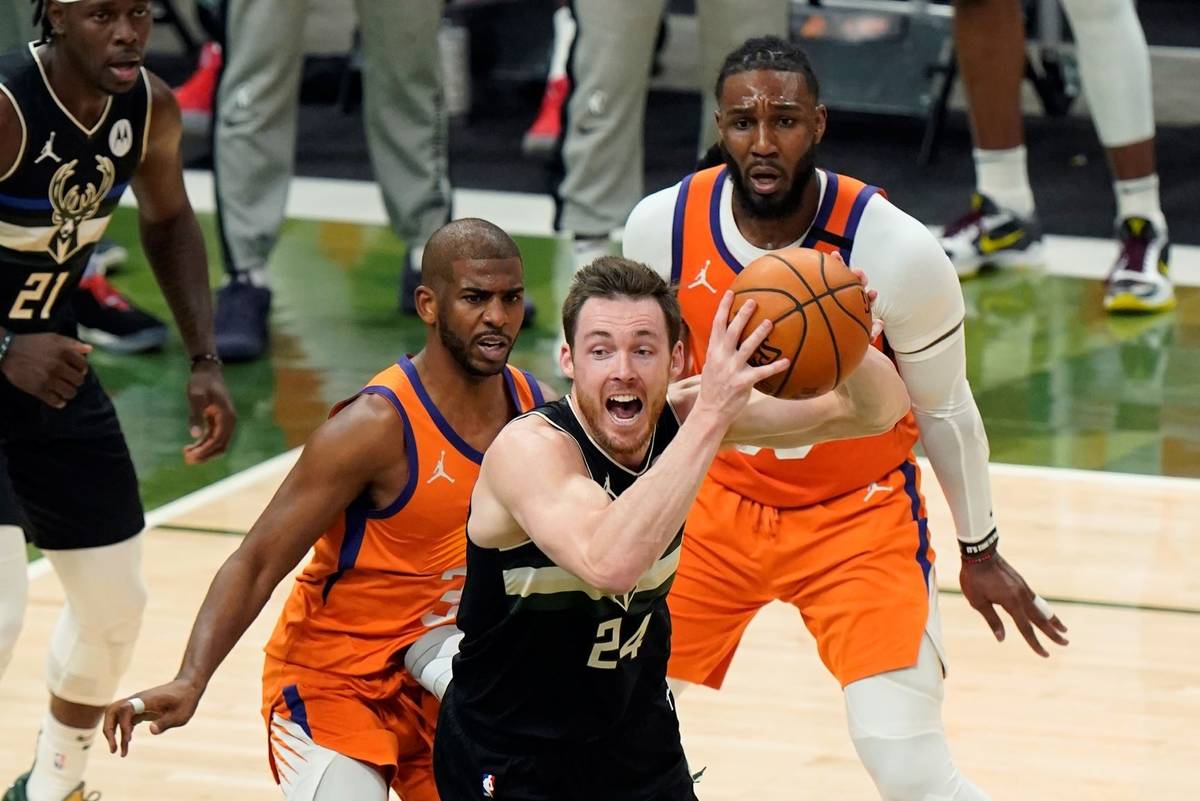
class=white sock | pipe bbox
[548,5,577,81]
[973,146,1035,218]
[1114,174,1167,233]
[27,712,96,801]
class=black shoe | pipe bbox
[214,279,271,362]
[73,273,168,354]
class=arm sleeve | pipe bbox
[852,195,993,544]
[853,195,964,356]
[621,185,680,283]
[896,332,997,544]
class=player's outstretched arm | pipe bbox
[102,394,408,756]
[131,73,234,464]
[670,347,910,450]
[470,293,787,594]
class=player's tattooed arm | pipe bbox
[102,394,408,756]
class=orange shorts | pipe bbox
[668,459,936,688]
[262,655,439,801]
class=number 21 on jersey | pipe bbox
[8,272,69,320]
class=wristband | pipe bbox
[0,330,13,366]
[189,352,222,370]
[959,527,999,564]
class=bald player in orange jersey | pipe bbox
[101,218,553,801]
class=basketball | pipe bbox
[730,247,872,399]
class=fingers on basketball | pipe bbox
[730,248,873,399]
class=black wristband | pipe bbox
[0,330,14,366]
[189,352,222,370]
[959,528,999,563]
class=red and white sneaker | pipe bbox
[174,42,221,130]
[73,273,168,355]
[522,75,569,158]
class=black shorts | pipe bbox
[434,687,698,801]
[0,369,144,550]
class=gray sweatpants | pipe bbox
[214,0,450,276]
[558,0,790,236]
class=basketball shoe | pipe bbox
[174,41,221,133]
[2,771,99,801]
[522,76,568,159]
[73,272,168,354]
[214,275,271,362]
[939,192,1044,278]
[1104,217,1175,313]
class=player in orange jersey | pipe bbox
[623,37,1069,800]
[100,218,553,801]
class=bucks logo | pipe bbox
[47,155,115,264]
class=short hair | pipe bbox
[562,257,682,349]
[420,217,521,290]
[714,35,820,105]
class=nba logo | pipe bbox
[481,773,496,797]
[53,752,65,770]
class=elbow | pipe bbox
[861,388,911,436]
[581,554,642,596]
[589,566,641,597]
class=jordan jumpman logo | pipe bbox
[427,449,455,484]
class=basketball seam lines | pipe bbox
[767,252,840,390]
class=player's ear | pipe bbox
[669,339,686,381]
[47,2,66,35]
[559,340,575,381]
[414,285,438,325]
[814,104,828,143]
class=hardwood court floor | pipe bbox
[3,454,1197,800]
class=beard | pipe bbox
[437,313,509,379]
[723,141,818,220]
[573,387,668,467]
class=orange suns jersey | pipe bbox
[673,166,919,507]
[264,356,545,677]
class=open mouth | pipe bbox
[108,59,141,82]
[605,393,644,424]
[474,335,510,359]
[748,164,783,195]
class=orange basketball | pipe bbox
[730,247,872,399]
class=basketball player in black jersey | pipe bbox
[434,257,910,800]
[0,2,234,800]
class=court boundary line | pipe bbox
[25,447,301,582]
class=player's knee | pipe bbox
[852,728,959,801]
[844,639,984,801]
[45,573,147,706]
[404,624,462,701]
[311,754,388,801]
[0,525,29,676]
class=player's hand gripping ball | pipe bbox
[730,247,872,399]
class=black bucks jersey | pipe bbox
[0,43,150,335]
[450,395,684,748]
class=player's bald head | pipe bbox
[421,218,522,289]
